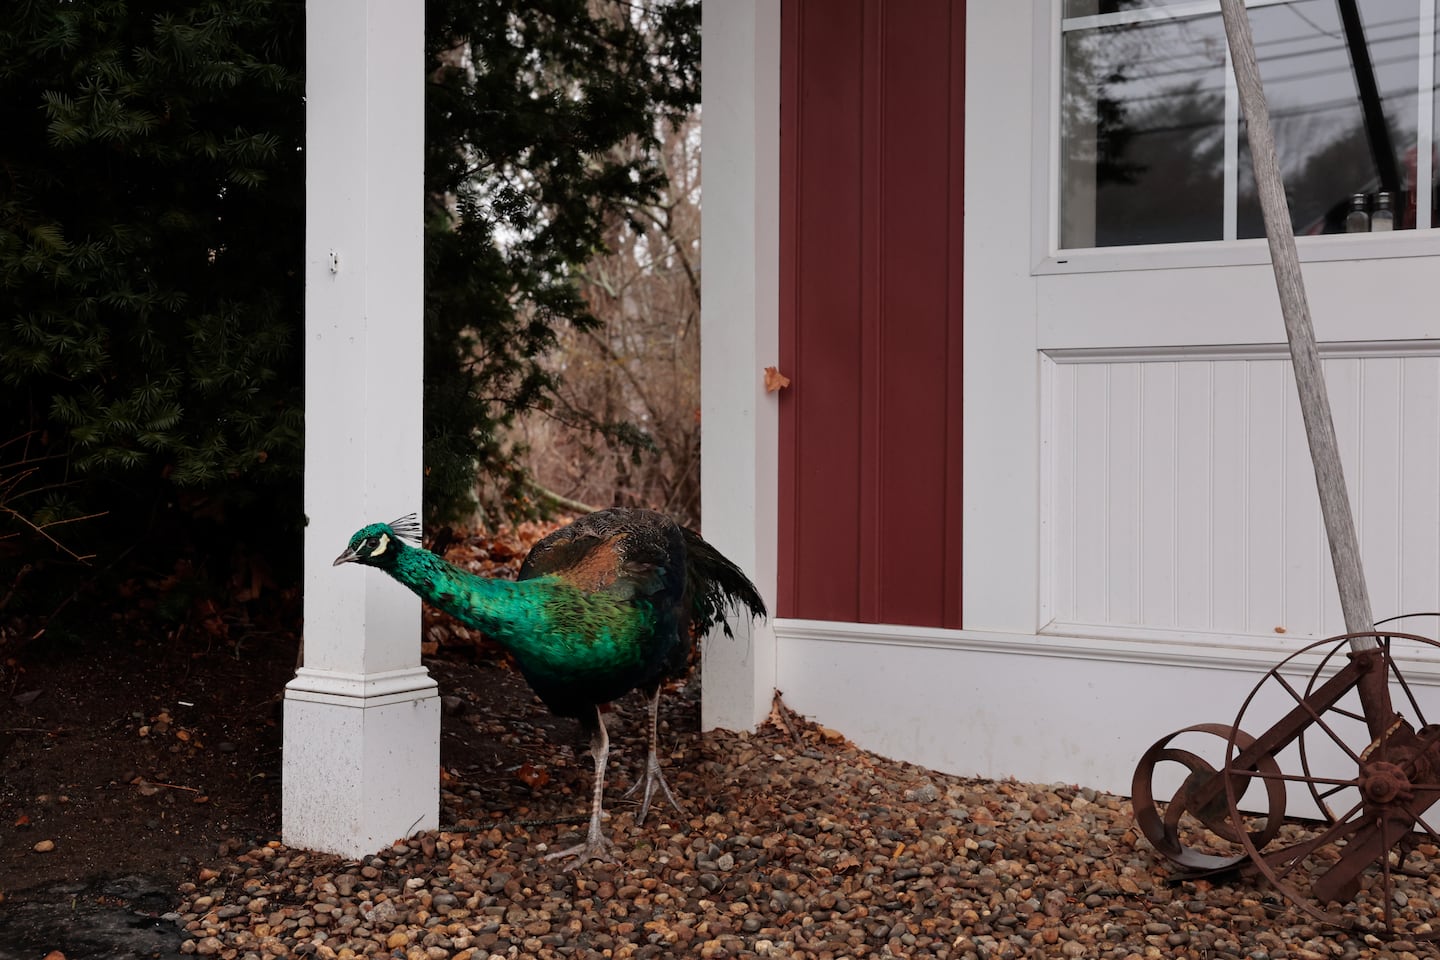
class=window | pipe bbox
[1058,0,1438,250]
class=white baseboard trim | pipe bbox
[774,617,1440,680]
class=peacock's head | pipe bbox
[334,514,422,567]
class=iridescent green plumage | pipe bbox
[335,507,766,866]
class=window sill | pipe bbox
[1033,229,1440,276]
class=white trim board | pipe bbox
[773,618,1440,798]
[1045,340,1440,365]
[776,617,1440,680]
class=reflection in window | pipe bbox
[1058,0,1437,249]
[1063,0,1197,17]
[1061,15,1228,246]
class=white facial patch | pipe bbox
[370,532,391,557]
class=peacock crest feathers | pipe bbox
[387,513,422,546]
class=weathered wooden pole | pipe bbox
[1217,0,1375,647]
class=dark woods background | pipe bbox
[0,0,700,641]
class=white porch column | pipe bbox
[700,0,781,731]
[285,0,437,858]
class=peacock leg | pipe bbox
[543,707,616,868]
[622,684,683,824]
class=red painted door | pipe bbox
[778,0,965,628]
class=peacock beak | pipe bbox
[333,547,359,566]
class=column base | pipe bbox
[281,665,439,858]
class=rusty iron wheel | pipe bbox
[1223,632,1440,938]
[1133,723,1286,874]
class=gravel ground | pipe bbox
[150,696,1440,960]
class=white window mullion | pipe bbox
[1419,0,1436,230]
[1224,38,1239,241]
[1049,0,1065,255]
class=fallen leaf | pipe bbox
[763,366,791,392]
[516,762,550,789]
[13,814,29,827]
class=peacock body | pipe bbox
[334,507,766,865]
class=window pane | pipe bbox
[1060,16,1228,247]
[1237,0,1421,236]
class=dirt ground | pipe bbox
[0,633,586,891]
[0,522,581,901]
[0,619,640,955]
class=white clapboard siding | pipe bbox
[1043,348,1440,645]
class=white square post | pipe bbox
[699,0,781,731]
[284,0,438,858]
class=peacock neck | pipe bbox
[384,544,563,652]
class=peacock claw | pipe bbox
[622,755,683,824]
[542,832,615,870]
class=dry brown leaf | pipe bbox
[763,366,791,392]
[516,761,550,789]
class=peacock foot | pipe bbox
[622,754,683,824]
[542,824,616,870]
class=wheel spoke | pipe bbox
[1386,650,1431,730]
[1314,781,1356,803]
[1273,671,1366,766]
[1326,704,1368,724]
[1380,815,1395,930]
[1234,767,1357,789]
[1268,798,1367,883]
[1397,795,1440,848]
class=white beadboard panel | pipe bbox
[1137,363,1178,629]
[1209,361,1249,635]
[1245,362,1286,636]
[1043,349,1440,645]
[1173,362,1213,630]
[1070,364,1110,625]
[1107,363,1141,626]
[1360,358,1404,628]
[1400,357,1440,620]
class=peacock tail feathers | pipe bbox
[680,526,767,639]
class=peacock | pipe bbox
[333,508,767,866]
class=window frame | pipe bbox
[1031,0,1440,274]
